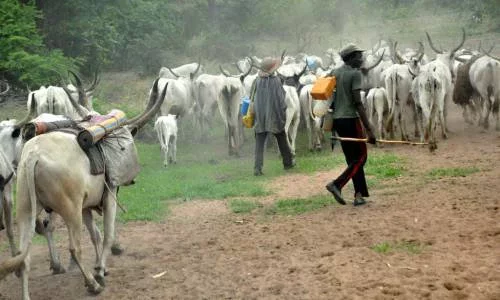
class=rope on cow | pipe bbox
[104,180,127,213]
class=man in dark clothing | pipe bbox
[251,57,295,176]
[326,44,377,206]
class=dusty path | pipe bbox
[1,105,499,299]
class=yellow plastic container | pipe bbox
[311,76,336,100]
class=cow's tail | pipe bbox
[0,156,38,280]
[385,72,397,132]
[427,78,439,142]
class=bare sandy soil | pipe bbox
[1,105,499,299]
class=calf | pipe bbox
[366,87,389,139]
[154,115,178,167]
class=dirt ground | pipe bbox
[1,104,499,300]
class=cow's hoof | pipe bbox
[111,243,124,256]
[86,282,104,295]
[94,274,106,287]
[51,264,66,275]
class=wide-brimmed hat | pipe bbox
[339,43,364,59]
[259,56,281,75]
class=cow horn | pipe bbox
[480,44,495,56]
[239,64,253,82]
[126,79,168,136]
[15,93,37,128]
[84,69,100,94]
[416,42,425,62]
[425,31,443,54]
[297,62,308,77]
[450,28,466,56]
[0,81,10,96]
[280,49,287,63]
[62,86,90,119]
[68,71,90,109]
[477,40,482,52]
[190,59,202,79]
[363,50,385,72]
[393,42,405,64]
[167,67,181,78]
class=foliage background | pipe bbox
[1,0,499,88]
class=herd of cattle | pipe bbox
[0,29,499,299]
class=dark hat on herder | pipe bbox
[339,43,364,60]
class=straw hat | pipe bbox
[339,43,364,60]
[258,56,281,75]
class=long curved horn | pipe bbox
[480,44,495,56]
[363,50,385,72]
[239,65,253,82]
[297,62,308,77]
[15,93,37,127]
[393,42,405,64]
[280,49,287,63]
[416,42,425,62]
[68,70,90,109]
[84,69,100,93]
[62,86,90,119]
[426,31,443,54]
[167,67,181,78]
[190,59,202,79]
[127,80,169,136]
[0,81,9,96]
[450,28,466,56]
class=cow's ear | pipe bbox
[12,127,21,138]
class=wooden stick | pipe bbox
[331,136,429,145]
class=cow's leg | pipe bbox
[439,108,448,139]
[95,186,118,287]
[2,184,17,256]
[64,209,103,294]
[289,113,300,156]
[170,135,177,164]
[284,108,294,155]
[493,93,500,131]
[0,193,4,231]
[480,92,491,129]
[83,209,102,268]
[42,213,65,274]
[17,209,36,300]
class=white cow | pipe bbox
[0,79,167,298]
[412,61,453,149]
[282,85,301,156]
[365,87,389,139]
[154,114,178,167]
[299,84,330,151]
[384,64,418,140]
[27,72,99,119]
[0,121,17,258]
[158,62,203,79]
[469,55,500,130]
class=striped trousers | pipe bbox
[332,117,369,197]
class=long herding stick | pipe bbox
[331,136,429,145]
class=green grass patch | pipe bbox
[228,199,262,214]
[365,152,405,179]
[371,240,426,255]
[427,167,480,179]
[267,195,337,216]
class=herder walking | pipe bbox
[252,56,295,176]
[326,44,377,206]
